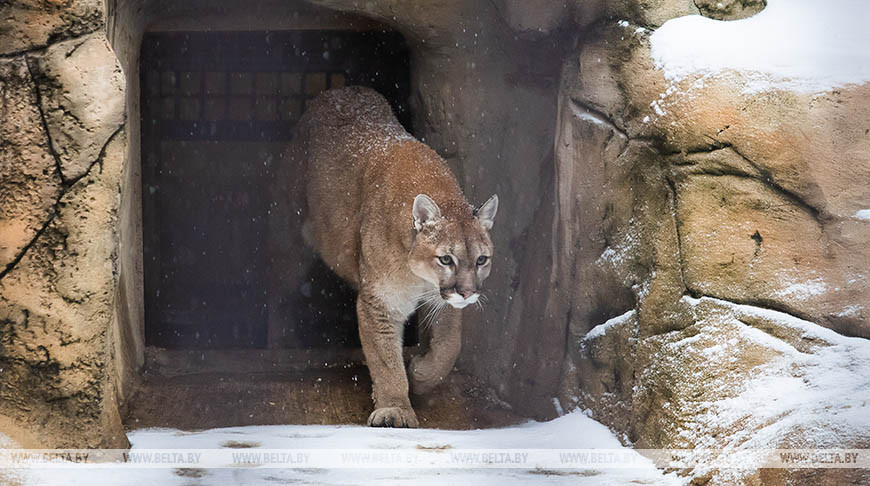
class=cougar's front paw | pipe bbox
[367,407,419,428]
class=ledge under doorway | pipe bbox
[124,347,523,430]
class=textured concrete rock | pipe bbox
[0,57,63,276]
[0,127,127,448]
[579,297,870,484]
[694,0,766,20]
[566,14,870,338]
[623,49,870,339]
[496,0,570,36]
[673,169,866,337]
[0,11,127,452]
[0,0,103,55]
[573,0,699,29]
[28,33,125,182]
[557,9,870,485]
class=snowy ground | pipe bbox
[7,412,680,486]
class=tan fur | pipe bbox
[292,87,498,428]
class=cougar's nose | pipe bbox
[458,288,475,299]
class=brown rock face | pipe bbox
[559,7,870,484]
[0,0,103,56]
[694,0,766,20]
[674,168,865,337]
[1,28,127,448]
[27,35,125,182]
[0,126,127,448]
[0,58,63,275]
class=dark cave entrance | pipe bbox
[140,29,414,350]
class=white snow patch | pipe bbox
[774,277,828,301]
[18,413,679,486]
[837,304,863,318]
[552,397,565,417]
[574,109,613,129]
[597,247,619,265]
[583,309,637,343]
[0,433,17,448]
[596,223,640,270]
[682,295,863,346]
[855,209,870,220]
[650,99,666,116]
[650,0,870,93]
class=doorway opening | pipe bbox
[117,3,521,431]
[140,29,414,350]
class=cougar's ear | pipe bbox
[474,194,498,230]
[413,194,441,231]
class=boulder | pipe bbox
[579,296,870,484]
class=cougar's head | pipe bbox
[408,193,498,309]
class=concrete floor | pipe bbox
[125,348,523,431]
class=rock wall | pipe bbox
[1,2,868,484]
[549,1,870,483]
[0,0,128,445]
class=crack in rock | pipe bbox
[23,54,67,185]
[669,144,824,224]
[0,125,124,282]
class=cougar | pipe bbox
[292,86,498,428]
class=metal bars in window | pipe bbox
[140,30,411,142]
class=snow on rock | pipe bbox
[573,109,614,130]
[650,0,870,93]
[838,304,864,318]
[681,296,870,451]
[611,295,870,482]
[583,309,636,343]
[19,413,680,486]
[773,277,828,301]
[855,209,870,221]
[577,291,870,483]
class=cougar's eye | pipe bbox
[476,256,489,266]
[437,255,454,266]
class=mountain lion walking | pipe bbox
[293,87,498,428]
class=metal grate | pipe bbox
[140,30,411,141]
[141,30,411,349]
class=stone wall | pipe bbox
[548,1,870,483]
[0,2,128,446]
[1,2,868,484]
